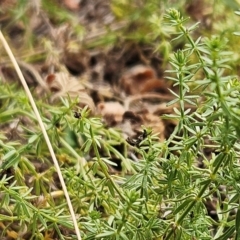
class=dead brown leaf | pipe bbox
[63,0,81,10]
[46,72,95,112]
[141,112,165,141]
[97,101,125,125]
[120,65,168,95]
[0,0,17,12]
[121,109,165,141]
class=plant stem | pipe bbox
[164,153,227,239]
[89,126,126,201]
[0,30,82,240]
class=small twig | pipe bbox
[0,31,82,240]
[124,92,200,111]
[124,93,175,110]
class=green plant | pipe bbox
[160,8,240,239]
[2,6,240,240]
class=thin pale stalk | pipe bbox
[0,30,82,240]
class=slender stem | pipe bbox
[59,137,89,181]
[89,126,126,201]
[178,64,187,137]
[179,25,210,79]
[0,31,82,240]
[164,153,227,239]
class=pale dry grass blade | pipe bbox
[0,31,82,240]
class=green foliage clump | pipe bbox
[2,5,240,240]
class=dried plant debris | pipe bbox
[45,72,95,112]
[120,65,168,95]
[97,101,125,125]
[63,0,81,10]
[0,0,17,12]
[78,0,113,26]
[186,0,213,28]
[63,49,90,76]
[96,65,177,141]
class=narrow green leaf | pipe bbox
[84,139,92,153]
[171,33,184,41]
[235,208,240,234]
[1,150,19,169]
[188,21,200,32]
[235,10,240,15]
[166,98,179,106]
[36,138,42,156]
[184,125,196,135]
[212,153,224,168]
[234,32,240,36]
[229,194,240,204]
[96,231,115,238]
[120,231,129,240]
[106,179,116,197]
[2,149,18,161]
[102,158,117,166]
[173,198,193,215]
[28,134,39,144]
[214,226,235,240]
